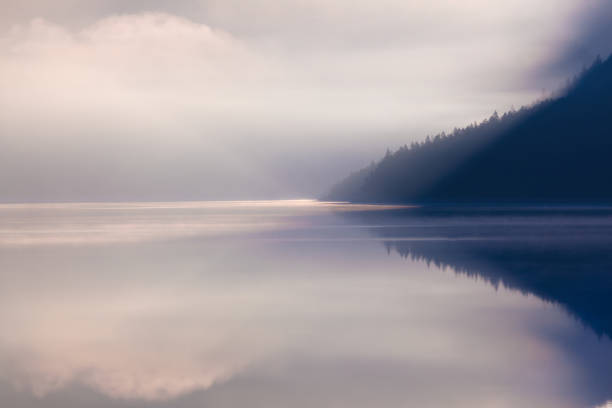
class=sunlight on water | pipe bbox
[0,200,406,246]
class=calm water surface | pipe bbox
[1,200,611,407]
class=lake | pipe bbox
[0,200,611,408]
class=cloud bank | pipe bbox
[0,1,610,201]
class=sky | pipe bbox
[1,0,611,202]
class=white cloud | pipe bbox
[0,2,596,201]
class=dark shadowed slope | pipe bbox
[326,55,612,203]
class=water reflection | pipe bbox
[0,201,611,407]
[346,206,612,340]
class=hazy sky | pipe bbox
[1,0,611,202]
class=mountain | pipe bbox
[325,55,612,203]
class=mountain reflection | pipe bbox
[351,206,612,340]
[347,206,612,406]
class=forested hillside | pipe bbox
[326,55,612,203]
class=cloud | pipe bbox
[0,3,601,201]
[0,14,291,201]
[553,0,612,72]
[523,0,612,88]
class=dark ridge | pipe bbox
[325,55,612,204]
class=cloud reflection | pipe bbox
[0,202,611,407]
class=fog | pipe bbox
[1,1,611,201]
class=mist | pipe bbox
[1,1,611,202]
